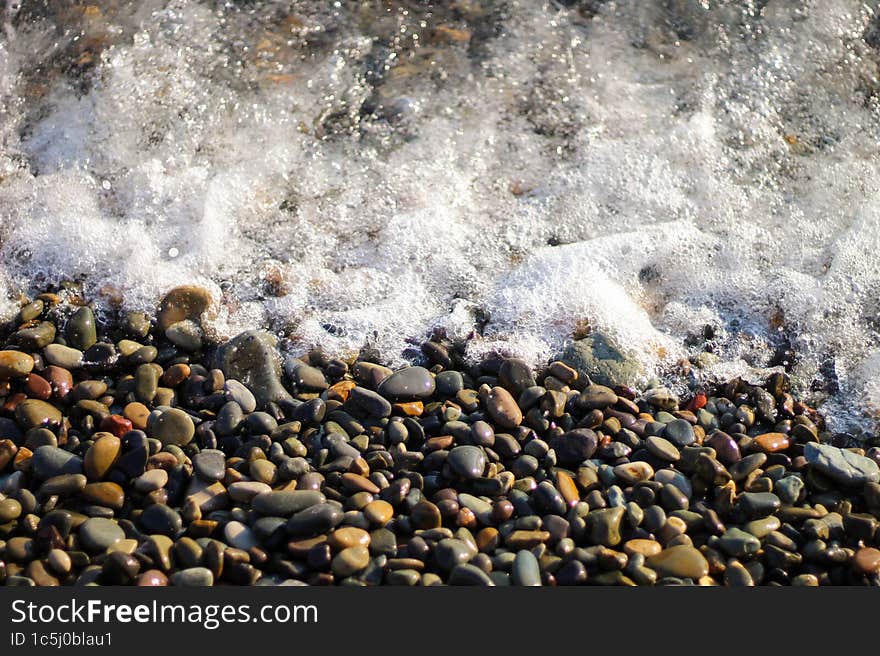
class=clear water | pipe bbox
[1,1,879,433]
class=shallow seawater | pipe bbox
[1,1,879,433]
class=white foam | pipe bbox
[0,1,878,432]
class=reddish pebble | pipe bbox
[753,432,790,454]
[456,506,477,529]
[853,547,880,575]
[25,374,52,400]
[2,392,26,413]
[687,392,707,412]
[44,365,73,399]
[100,414,133,438]
[136,569,168,586]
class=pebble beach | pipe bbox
[0,285,879,587]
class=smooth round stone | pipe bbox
[30,445,83,479]
[149,408,195,446]
[78,518,125,552]
[589,507,625,547]
[214,330,293,408]
[753,432,790,453]
[224,521,259,551]
[165,320,203,351]
[0,350,34,379]
[170,567,214,587]
[645,436,680,462]
[134,469,168,493]
[135,364,159,403]
[15,321,56,349]
[435,371,464,396]
[643,387,679,410]
[252,490,325,516]
[161,363,191,387]
[24,427,56,449]
[215,401,244,436]
[511,550,542,586]
[736,492,781,520]
[853,547,880,575]
[84,434,121,481]
[804,442,880,486]
[15,399,62,430]
[244,411,277,435]
[435,538,475,571]
[193,449,226,482]
[498,358,536,396]
[25,374,52,400]
[328,527,371,550]
[137,570,169,586]
[724,560,754,586]
[448,563,495,586]
[287,360,329,392]
[140,504,183,537]
[47,549,72,576]
[776,476,804,505]
[646,545,709,579]
[378,366,435,400]
[0,498,22,522]
[624,539,662,557]
[549,429,598,466]
[43,344,84,369]
[743,516,781,539]
[411,501,442,530]
[348,387,392,418]
[653,469,693,498]
[555,471,580,507]
[716,528,761,557]
[663,419,695,447]
[66,306,97,350]
[82,482,125,509]
[224,379,257,413]
[332,546,370,577]
[286,503,344,536]
[364,500,394,526]
[613,461,654,484]
[123,402,150,430]
[485,386,522,429]
[228,481,272,503]
[532,481,567,516]
[579,385,618,410]
[447,446,487,480]
[457,494,493,525]
[157,286,213,331]
[705,430,741,464]
[40,474,87,497]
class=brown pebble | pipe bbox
[25,374,52,400]
[327,527,371,551]
[137,569,169,586]
[853,547,880,575]
[753,432,790,453]
[363,500,394,526]
[555,470,580,507]
[82,482,125,510]
[162,363,191,387]
[84,433,121,481]
[485,386,523,429]
[0,439,18,470]
[341,473,380,495]
[44,366,73,399]
[411,501,442,530]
